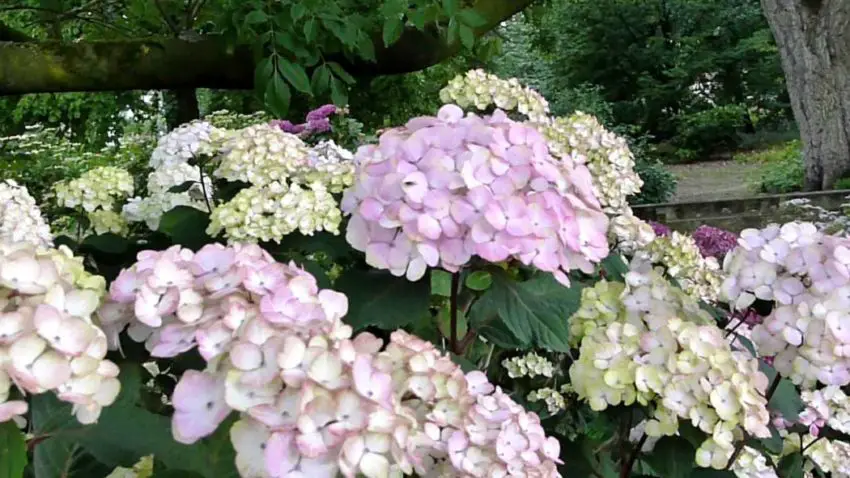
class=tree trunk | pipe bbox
[761,0,850,190]
[165,89,200,129]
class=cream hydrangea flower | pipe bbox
[122,162,213,232]
[502,352,556,378]
[88,210,129,236]
[0,180,52,248]
[54,166,134,212]
[439,69,550,123]
[609,212,657,254]
[214,124,313,186]
[645,231,722,302]
[543,113,643,214]
[149,120,221,169]
[207,182,342,243]
[527,387,569,414]
[730,446,777,478]
[569,257,771,468]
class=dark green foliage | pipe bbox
[631,159,678,204]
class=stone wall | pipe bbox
[632,190,850,233]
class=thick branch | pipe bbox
[0,0,534,95]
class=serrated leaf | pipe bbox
[459,23,475,49]
[279,59,312,95]
[253,57,274,95]
[291,3,307,21]
[303,18,318,42]
[311,65,332,94]
[0,421,26,478]
[778,452,803,478]
[330,77,347,107]
[465,271,492,291]
[167,181,196,193]
[470,273,580,352]
[265,70,292,117]
[644,436,694,478]
[157,206,212,250]
[244,9,268,25]
[457,8,488,27]
[382,17,403,46]
[334,269,430,329]
[431,270,452,297]
[600,253,629,281]
[759,362,804,422]
[327,62,355,85]
[80,233,130,254]
[442,0,458,15]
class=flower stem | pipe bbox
[450,272,460,355]
[620,434,647,478]
[765,373,782,401]
[198,161,213,213]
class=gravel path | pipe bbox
[667,161,765,202]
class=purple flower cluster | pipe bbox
[271,104,338,138]
[649,221,671,237]
[342,104,609,285]
[692,225,738,260]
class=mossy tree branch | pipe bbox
[0,0,535,95]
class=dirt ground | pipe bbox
[667,161,765,202]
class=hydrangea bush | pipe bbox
[0,71,842,478]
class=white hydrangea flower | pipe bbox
[439,69,550,123]
[609,211,656,254]
[645,231,722,302]
[207,182,343,243]
[304,140,355,194]
[88,210,129,236]
[0,180,52,248]
[214,124,312,186]
[122,193,207,231]
[502,352,556,379]
[54,166,134,212]
[731,446,777,478]
[723,222,850,388]
[543,113,643,214]
[149,121,220,169]
[569,257,771,468]
[527,388,568,414]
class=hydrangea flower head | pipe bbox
[54,166,134,212]
[104,243,564,477]
[150,120,220,169]
[342,104,609,284]
[0,242,119,424]
[569,257,770,468]
[439,69,550,123]
[0,180,52,248]
[692,225,738,260]
[645,232,722,302]
[542,113,642,214]
[722,222,850,388]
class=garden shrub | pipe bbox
[0,70,843,478]
[735,140,803,193]
[671,104,748,162]
[629,159,677,204]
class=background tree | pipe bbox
[760,0,850,190]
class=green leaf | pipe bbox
[311,65,332,95]
[777,452,803,478]
[459,23,475,49]
[753,426,783,455]
[457,8,488,27]
[335,269,430,329]
[600,253,629,281]
[330,77,348,107]
[157,206,212,250]
[167,181,196,193]
[759,362,804,422]
[689,471,736,477]
[644,436,694,478]
[303,18,318,42]
[478,317,529,349]
[244,9,268,25]
[80,233,130,254]
[442,0,458,15]
[291,3,307,21]
[447,17,459,44]
[465,271,492,291]
[357,34,376,61]
[265,70,292,117]
[279,59,312,95]
[382,17,403,47]
[0,421,26,478]
[408,9,426,30]
[431,270,452,297]
[253,57,274,94]
[327,62,356,85]
[470,273,580,352]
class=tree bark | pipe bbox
[0,0,534,95]
[761,0,850,190]
[165,89,200,129]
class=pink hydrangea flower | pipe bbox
[342,105,609,285]
[107,243,563,477]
